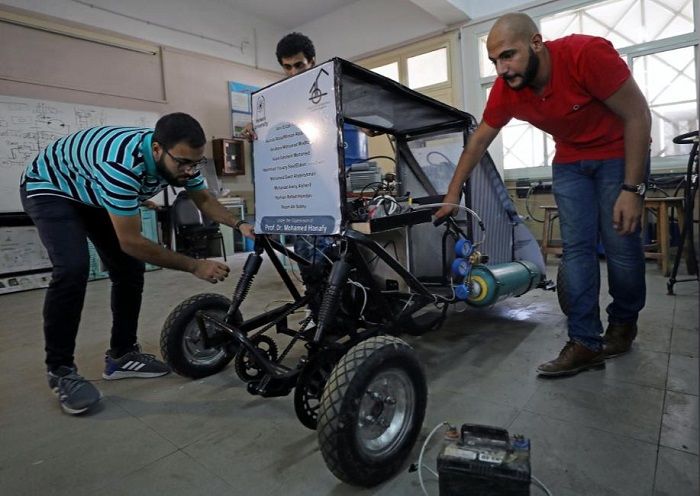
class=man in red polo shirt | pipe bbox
[437,13,651,377]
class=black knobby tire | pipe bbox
[294,349,343,430]
[556,261,570,316]
[160,293,241,379]
[316,335,427,487]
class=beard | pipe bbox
[504,47,539,90]
[155,156,189,187]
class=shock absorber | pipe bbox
[227,252,263,321]
[313,256,351,343]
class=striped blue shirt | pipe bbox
[22,126,206,216]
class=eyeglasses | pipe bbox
[165,149,207,172]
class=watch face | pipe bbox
[622,183,646,196]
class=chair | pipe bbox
[539,205,563,265]
[171,192,226,261]
[642,196,686,277]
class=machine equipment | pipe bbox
[160,58,548,487]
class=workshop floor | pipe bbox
[0,255,697,496]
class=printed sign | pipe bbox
[253,61,342,235]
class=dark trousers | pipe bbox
[20,185,145,371]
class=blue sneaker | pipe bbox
[103,346,170,380]
[47,366,102,415]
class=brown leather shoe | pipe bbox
[603,323,638,358]
[537,341,605,377]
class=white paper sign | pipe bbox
[253,61,342,235]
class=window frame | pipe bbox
[358,32,461,103]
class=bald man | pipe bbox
[437,13,651,377]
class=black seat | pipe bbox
[171,192,226,260]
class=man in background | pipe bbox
[244,32,335,282]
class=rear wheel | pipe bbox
[160,293,241,378]
[317,335,427,487]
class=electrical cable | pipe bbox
[300,236,335,266]
[359,181,387,199]
[400,293,414,314]
[531,474,554,496]
[417,421,450,496]
[412,202,486,247]
[365,155,397,165]
[426,151,454,167]
[369,195,401,216]
[278,237,304,284]
[672,177,687,198]
[347,279,368,318]
[412,202,483,227]
[525,185,545,223]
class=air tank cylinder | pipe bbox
[466,260,542,307]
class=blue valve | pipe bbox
[455,239,474,258]
[454,283,471,301]
[451,258,471,278]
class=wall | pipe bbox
[1,0,452,71]
[0,0,286,72]
[0,10,280,212]
[296,0,447,62]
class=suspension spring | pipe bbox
[228,253,262,320]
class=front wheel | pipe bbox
[317,335,427,487]
[160,293,241,379]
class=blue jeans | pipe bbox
[552,158,647,351]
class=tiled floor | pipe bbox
[0,254,697,496]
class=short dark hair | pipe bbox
[276,32,315,65]
[153,112,206,150]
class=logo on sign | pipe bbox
[309,68,329,104]
[254,95,267,126]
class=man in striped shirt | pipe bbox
[21,112,254,415]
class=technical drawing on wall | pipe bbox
[0,95,158,213]
[0,226,51,275]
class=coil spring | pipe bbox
[317,284,339,328]
[233,272,255,303]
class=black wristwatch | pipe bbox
[234,219,248,230]
[620,182,647,197]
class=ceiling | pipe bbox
[226,0,359,28]
[225,0,535,30]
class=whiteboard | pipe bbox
[0,226,51,275]
[0,95,159,213]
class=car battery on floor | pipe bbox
[437,424,531,496]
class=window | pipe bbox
[484,85,555,169]
[478,35,497,78]
[359,33,459,105]
[371,62,399,82]
[540,0,695,47]
[633,46,697,157]
[407,47,448,89]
